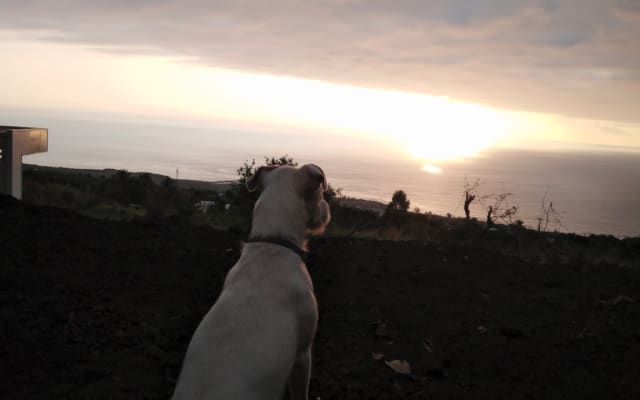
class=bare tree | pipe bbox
[492,190,518,224]
[485,187,519,228]
[464,191,476,221]
[462,177,482,221]
[537,192,562,232]
[486,205,494,229]
[460,178,518,228]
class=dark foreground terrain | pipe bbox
[2,194,639,399]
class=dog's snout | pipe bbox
[308,199,331,233]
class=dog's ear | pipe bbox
[301,164,328,193]
[246,166,278,192]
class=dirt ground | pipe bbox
[2,194,640,399]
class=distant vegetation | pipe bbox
[23,166,207,220]
[387,190,410,213]
[21,159,639,268]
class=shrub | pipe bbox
[387,190,410,213]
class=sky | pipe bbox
[1,0,640,161]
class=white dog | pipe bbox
[171,164,331,400]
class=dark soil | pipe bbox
[2,194,640,399]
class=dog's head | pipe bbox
[247,163,331,235]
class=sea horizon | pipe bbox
[3,111,638,238]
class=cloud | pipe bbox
[2,0,640,122]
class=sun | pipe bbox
[400,101,510,162]
[212,73,511,162]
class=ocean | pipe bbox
[4,112,640,237]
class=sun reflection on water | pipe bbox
[422,164,443,174]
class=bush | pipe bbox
[387,190,410,213]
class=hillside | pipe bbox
[2,194,640,399]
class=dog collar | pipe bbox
[245,236,309,264]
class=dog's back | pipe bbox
[172,244,317,400]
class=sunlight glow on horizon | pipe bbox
[182,61,513,162]
[0,38,510,161]
[2,37,639,162]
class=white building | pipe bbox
[0,126,48,199]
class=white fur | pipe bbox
[172,164,330,400]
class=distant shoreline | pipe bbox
[24,164,234,192]
[23,163,390,215]
[22,163,638,238]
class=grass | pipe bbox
[19,165,639,268]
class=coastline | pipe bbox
[24,164,234,192]
[21,163,639,239]
[24,163,388,214]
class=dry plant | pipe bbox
[461,178,518,228]
[486,186,519,228]
[461,177,487,221]
[536,192,563,232]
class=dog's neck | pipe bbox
[247,213,310,263]
[248,222,308,250]
[249,194,308,249]
[245,235,309,263]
